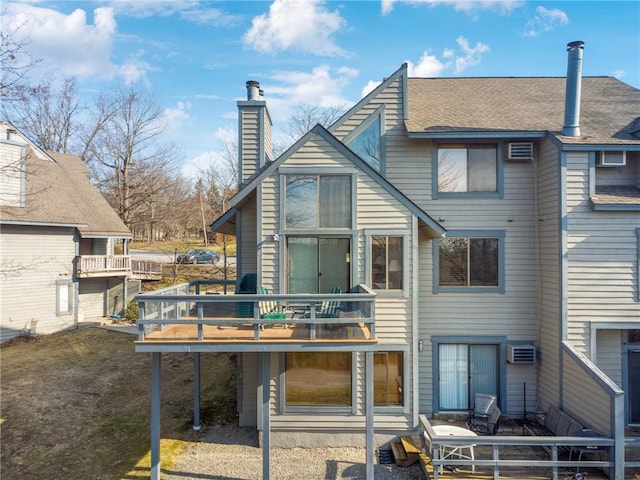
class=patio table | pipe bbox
[431,424,478,473]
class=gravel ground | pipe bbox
[163,425,425,480]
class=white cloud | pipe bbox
[266,64,357,112]
[453,36,490,73]
[612,69,625,80]
[382,0,523,16]
[181,126,237,180]
[163,101,191,132]
[3,3,149,83]
[243,0,349,56]
[405,36,489,77]
[523,6,569,37]
[107,0,241,26]
[407,52,446,77]
[361,80,381,98]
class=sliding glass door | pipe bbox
[287,237,350,294]
[439,343,498,410]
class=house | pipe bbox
[0,122,137,343]
[135,41,639,478]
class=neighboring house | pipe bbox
[0,122,136,343]
[135,42,639,478]
[215,40,639,439]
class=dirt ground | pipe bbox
[0,327,237,480]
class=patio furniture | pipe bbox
[467,393,501,435]
[523,405,584,456]
[257,287,288,329]
[431,424,478,473]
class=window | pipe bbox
[436,144,498,195]
[285,352,352,407]
[56,280,72,315]
[287,237,350,294]
[374,352,403,406]
[349,117,381,170]
[285,175,351,229]
[434,231,505,293]
[372,236,403,290]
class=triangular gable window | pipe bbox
[348,116,381,171]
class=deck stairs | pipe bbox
[391,435,430,474]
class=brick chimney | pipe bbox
[561,41,585,137]
[237,80,273,186]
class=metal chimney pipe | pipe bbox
[246,80,261,101]
[562,41,585,137]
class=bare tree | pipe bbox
[6,77,80,153]
[284,103,345,144]
[0,19,41,101]
[84,86,180,229]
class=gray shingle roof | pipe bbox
[0,147,131,237]
[406,76,640,145]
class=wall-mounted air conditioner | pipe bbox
[507,344,536,364]
[507,142,534,161]
[596,151,626,167]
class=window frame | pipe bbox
[56,279,72,316]
[281,168,357,233]
[433,230,506,294]
[279,352,357,414]
[365,229,409,297]
[432,336,507,413]
[373,347,409,413]
[343,105,386,174]
[432,142,504,200]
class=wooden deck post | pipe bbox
[365,350,374,480]
[262,352,271,480]
[150,352,161,480]
[193,352,201,430]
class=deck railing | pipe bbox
[131,259,163,279]
[135,280,376,343]
[419,414,616,480]
[76,255,131,277]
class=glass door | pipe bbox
[629,350,640,424]
[287,237,350,293]
[439,343,498,410]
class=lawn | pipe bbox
[0,327,237,479]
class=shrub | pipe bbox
[123,301,139,322]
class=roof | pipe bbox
[213,124,445,238]
[406,76,640,146]
[0,143,131,238]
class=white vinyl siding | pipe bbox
[0,140,25,207]
[78,278,107,319]
[0,225,76,342]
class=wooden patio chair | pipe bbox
[257,286,288,329]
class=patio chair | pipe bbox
[467,393,501,435]
[257,286,288,329]
[318,286,343,317]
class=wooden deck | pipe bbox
[141,321,373,343]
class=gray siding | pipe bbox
[596,329,623,387]
[534,138,562,411]
[239,107,260,183]
[565,151,640,354]
[1,225,76,342]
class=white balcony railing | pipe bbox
[76,255,131,277]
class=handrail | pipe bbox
[418,414,616,479]
[135,286,376,343]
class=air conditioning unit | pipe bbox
[507,142,534,161]
[507,345,536,364]
[596,151,626,167]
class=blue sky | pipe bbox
[4,0,639,180]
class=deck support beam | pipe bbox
[365,350,374,480]
[261,352,271,480]
[193,352,201,430]
[150,352,162,480]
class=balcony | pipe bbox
[134,281,377,353]
[75,254,131,278]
